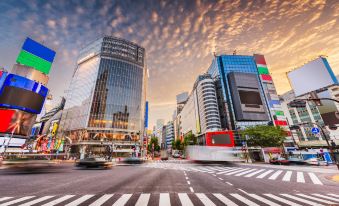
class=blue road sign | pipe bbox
[311,127,320,134]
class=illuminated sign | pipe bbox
[0,109,36,136]
[16,37,56,75]
[0,71,7,89]
[2,74,48,97]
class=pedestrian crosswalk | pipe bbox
[142,163,325,185]
[0,193,338,206]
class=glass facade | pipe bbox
[59,36,146,143]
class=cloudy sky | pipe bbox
[0,0,339,128]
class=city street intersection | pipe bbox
[0,160,338,206]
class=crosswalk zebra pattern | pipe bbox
[142,163,325,185]
[0,193,338,206]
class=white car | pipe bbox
[305,158,328,166]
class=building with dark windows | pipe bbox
[58,36,147,157]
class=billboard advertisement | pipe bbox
[12,64,49,85]
[317,90,339,126]
[16,37,56,75]
[0,71,7,88]
[228,72,269,121]
[287,57,338,97]
[2,74,48,97]
[0,109,36,136]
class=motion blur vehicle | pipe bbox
[288,157,306,165]
[172,150,181,158]
[122,157,144,164]
[305,158,329,166]
[160,150,168,160]
[75,157,113,169]
[269,157,290,165]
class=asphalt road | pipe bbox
[0,160,338,205]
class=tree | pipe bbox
[171,139,183,150]
[147,137,160,152]
[183,132,197,146]
[241,125,287,147]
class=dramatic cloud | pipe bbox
[0,0,338,127]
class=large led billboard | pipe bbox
[0,109,36,136]
[16,37,56,75]
[2,74,48,97]
[317,90,339,126]
[287,57,338,97]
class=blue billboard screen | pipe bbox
[22,37,56,63]
[144,101,149,128]
[3,74,48,97]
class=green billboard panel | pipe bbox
[275,111,284,116]
[258,66,269,75]
[16,50,52,74]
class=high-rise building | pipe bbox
[59,36,146,155]
[165,121,174,148]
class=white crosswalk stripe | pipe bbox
[296,172,305,183]
[225,168,249,175]
[89,194,114,206]
[0,193,338,206]
[268,170,283,180]
[244,169,265,177]
[19,196,54,206]
[234,168,257,176]
[282,171,292,181]
[256,169,274,178]
[135,194,150,206]
[0,198,12,203]
[308,172,323,185]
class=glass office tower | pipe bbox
[59,36,146,154]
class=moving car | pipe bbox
[75,157,113,169]
[269,157,289,165]
[172,150,181,158]
[288,157,306,165]
[305,158,328,166]
[1,157,58,173]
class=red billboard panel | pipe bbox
[205,131,235,147]
[0,109,36,136]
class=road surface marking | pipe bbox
[185,176,188,180]
[212,193,237,206]
[256,170,274,178]
[263,194,302,206]
[0,198,12,202]
[296,172,305,183]
[308,173,323,185]
[280,194,324,206]
[42,195,75,206]
[178,193,193,206]
[159,193,170,206]
[216,168,238,174]
[113,194,132,206]
[244,169,265,177]
[225,168,249,175]
[296,194,336,204]
[235,169,257,176]
[189,187,194,192]
[65,195,94,206]
[218,177,223,180]
[247,194,281,206]
[196,193,216,206]
[311,194,339,202]
[268,170,283,180]
[0,196,35,206]
[187,181,191,185]
[328,194,339,198]
[89,194,114,206]
[135,194,150,206]
[282,171,292,181]
[230,194,260,206]
[19,196,54,206]
[226,182,233,186]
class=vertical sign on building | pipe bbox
[144,101,149,128]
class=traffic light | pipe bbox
[288,100,306,108]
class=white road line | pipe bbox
[268,170,283,180]
[212,193,237,206]
[42,195,75,206]
[282,171,292,182]
[178,193,193,206]
[256,170,274,178]
[235,169,257,176]
[280,194,324,206]
[0,196,35,206]
[65,195,94,206]
[296,172,305,183]
[264,194,302,206]
[225,168,249,176]
[244,169,265,177]
[296,194,336,204]
[226,182,233,186]
[89,194,114,206]
[113,194,132,206]
[308,173,323,185]
[216,168,238,175]
[218,177,223,180]
[328,194,339,198]
[187,181,191,185]
[19,196,54,206]
[135,194,150,206]
[159,193,170,206]
[196,193,216,206]
[189,187,194,192]
[0,198,12,202]
[185,177,188,180]
[312,194,339,202]
[230,193,259,206]
[247,194,281,206]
